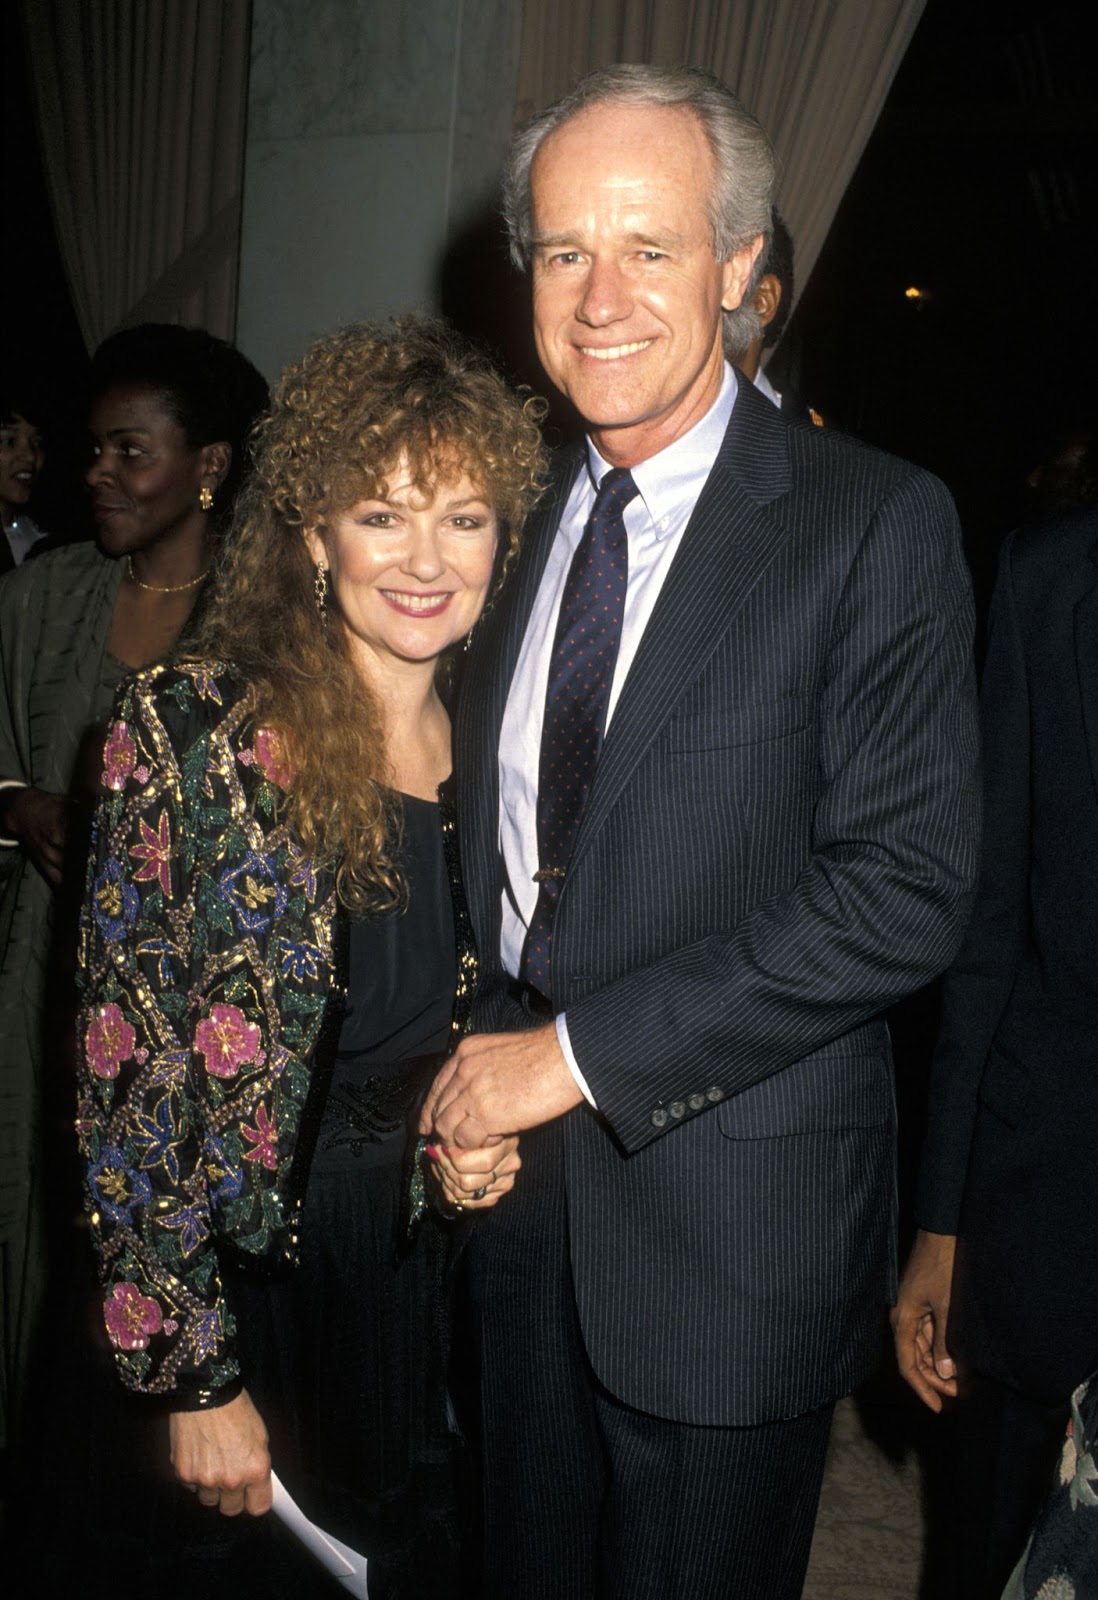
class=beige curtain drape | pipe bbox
[20,0,251,352]
[514,0,927,304]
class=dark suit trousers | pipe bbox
[454,1118,834,1600]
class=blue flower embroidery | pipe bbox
[190,1307,225,1364]
[160,1200,211,1258]
[219,851,288,933]
[88,1144,152,1226]
[203,1133,244,1205]
[277,938,323,982]
[188,665,224,704]
[136,936,181,988]
[93,859,139,942]
[286,843,318,903]
[129,1094,181,1184]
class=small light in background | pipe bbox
[904,286,924,301]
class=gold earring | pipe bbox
[314,562,329,616]
[199,485,214,513]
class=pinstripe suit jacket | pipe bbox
[456,380,981,1426]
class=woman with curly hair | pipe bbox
[74,319,545,1595]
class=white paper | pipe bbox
[270,1470,370,1597]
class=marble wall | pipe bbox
[237,0,524,382]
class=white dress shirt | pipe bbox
[3,514,45,566]
[752,365,782,410]
[498,364,739,1103]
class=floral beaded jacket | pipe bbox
[76,660,473,1411]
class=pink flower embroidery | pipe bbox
[241,1103,278,1169]
[130,811,173,898]
[103,1282,163,1350]
[253,727,293,790]
[195,1003,261,1079]
[84,1003,136,1080]
[102,722,137,792]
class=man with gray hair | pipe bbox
[422,63,979,1598]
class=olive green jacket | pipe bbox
[0,542,124,1445]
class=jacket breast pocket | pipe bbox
[717,1047,894,1139]
[665,693,812,753]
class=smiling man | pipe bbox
[421,64,981,1599]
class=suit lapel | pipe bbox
[572,383,795,867]
[1075,527,1098,810]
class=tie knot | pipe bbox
[593,468,639,519]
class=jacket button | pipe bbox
[688,1093,706,1111]
[669,1101,686,1119]
[706,1086,723,1103]
[651,1108,668,1128]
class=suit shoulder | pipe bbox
[790,416,940,488]
[784,422,960,550]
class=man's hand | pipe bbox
[169,1389,272,1516]
[419,1025,583,1147]
[890,1229,958,1412]
[0,786,72,885]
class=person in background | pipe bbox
[727,212,819,423]
[420,62,979,1600]
[75,319,541,1597]
[892,497,1098,1598]
[0,397,49,569]
[0,323,268,1473]
[1022,415,1097,524]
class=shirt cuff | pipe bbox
[0,780,28,848]
[556,1012,597,1107]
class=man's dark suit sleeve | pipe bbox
[565,466,981,1153]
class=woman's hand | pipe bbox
[426,1133,521,1211]
[169,1389,272,1516]
[0,785,72,885]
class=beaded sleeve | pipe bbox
[76,662,336,1407]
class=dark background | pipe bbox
[778,0,1097,609]
[5,0,1097,576]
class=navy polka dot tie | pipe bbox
[521,467,639,996]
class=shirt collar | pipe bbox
[584,363,738,540]
[752,365,782,409]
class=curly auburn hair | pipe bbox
[188,318,546,912]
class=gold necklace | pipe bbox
[126,556,210,594]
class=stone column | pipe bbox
[237,0,523,382]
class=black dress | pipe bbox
[227,793,464,1598]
